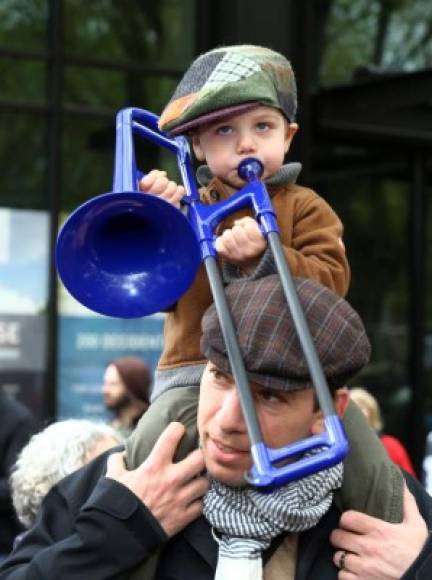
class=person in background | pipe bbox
[350,386,417,477]
[103,356,152,439]
[0,391,34,556]
[9,419,120,534]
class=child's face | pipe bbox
[192,105,298,191]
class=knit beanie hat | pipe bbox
[110,356,151,403]
[201,275,371,392]
[158,44,297,135]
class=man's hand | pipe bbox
[106,422,209,537]
[330,484,428,579]
[139,169,185,208]
[215,216,266,269]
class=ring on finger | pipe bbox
[338,550,347,570]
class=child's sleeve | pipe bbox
[276,190,350,297]
[223,188,350,297]
[125,386,199,469]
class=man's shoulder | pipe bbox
[57,445,124,511]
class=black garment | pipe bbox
[0,447,431,580]
[0,394,34,554]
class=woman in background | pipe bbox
[10,419,120,532]
[350,386,416,477]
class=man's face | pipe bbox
[102,364,130,411]
[192,105,298,192]
[198,362,346,488]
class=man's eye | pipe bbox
[210,368,226,381]
[257,389,281,403]
[216,125,233,136]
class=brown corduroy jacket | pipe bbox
[158,178,350,371]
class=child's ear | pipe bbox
[192,134,205,162]
[284,122,299,154]
[310,387,349,434]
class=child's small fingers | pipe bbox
[139,170,167,191]
[239,218,264,240]
[170,186,185,206]
[150,176,171,196]
[159,184,185,208]
[158,180,178,199]
[215,231,233,256]
[230,224,250,246]
[233,216,256,228]
[219,230,238,254]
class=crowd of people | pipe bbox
[0,43,431,579]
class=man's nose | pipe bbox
[216,390,246,432]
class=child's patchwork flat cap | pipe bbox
[158,45,297,135]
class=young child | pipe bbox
[127,45,403,523]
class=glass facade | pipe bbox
[0,0,196,422]
[321,0,432,86]
[313,0,432,464]
[0,0,431,470]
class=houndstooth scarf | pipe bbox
[203,460,343,580]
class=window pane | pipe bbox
[61,112,181,212]
[320,0,432,87]
[424,180,432,431]
[0,0,48,50]
[64,0,196,68]
[64,68,178,115]
[0,58,46,103]
[0,112,48,209]
[323,175,411,440]
[62,117,114,211]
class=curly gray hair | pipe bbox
[10,419,121,528]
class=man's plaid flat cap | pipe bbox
[200,275,371,392]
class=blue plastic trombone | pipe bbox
[56,107,349,488]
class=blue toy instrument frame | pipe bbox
[57,107,349,488]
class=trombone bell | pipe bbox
[56,191,201,318]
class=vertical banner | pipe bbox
[0,208,49,421]
[57,286,164,420]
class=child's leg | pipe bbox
[125,385,199,469]
[126,388,404,523]
[338,400,404,523]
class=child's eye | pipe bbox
[255,122,270,132]
[216,125,233,136]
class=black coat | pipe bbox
[0,395,34,554]
[1,447,432,580]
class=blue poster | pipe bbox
[57,313,164,420]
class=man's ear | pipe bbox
[310,387,349,434]
[192,133,205,162]
[284,122,299,154]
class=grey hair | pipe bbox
[10,419,121,528]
